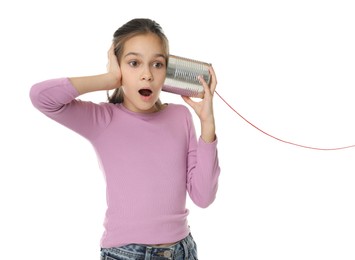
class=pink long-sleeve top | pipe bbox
[30,78,220,248]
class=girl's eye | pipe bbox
[153,62,164,69]
[129,60,139,67]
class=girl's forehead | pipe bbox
[123,33,166,57]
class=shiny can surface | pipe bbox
[163,55,211,98]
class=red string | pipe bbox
[215,91,355,151]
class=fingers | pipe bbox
[109,43,115,53]
[183,65,217,105]
[106,44,114,71]
[181,95,195,108]
[198,65,217,98]
[107,44,114,61]
[107,43,120,72]
[208,66,217,93]
[198,75,211,98]
[109,44,117,61]
[105,43,122,88]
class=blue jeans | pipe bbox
[100,233,198,260]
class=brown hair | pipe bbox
[107,18,169,105]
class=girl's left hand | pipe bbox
[182,66,217,123]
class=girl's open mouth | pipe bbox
[138,89,152,97]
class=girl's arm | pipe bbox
[69,44,121,95]
[30,45,120,140]
[182,66,217,143]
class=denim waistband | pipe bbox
[101,233,196,260]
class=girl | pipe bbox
[30,18,220,260]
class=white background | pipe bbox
[1,0,355,259]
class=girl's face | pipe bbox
[120,33,167,113]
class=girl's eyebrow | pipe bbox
[124,52,140,58]
[124,52,166,59]
[154,54,167,59]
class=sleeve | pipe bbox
[185,109,221,208]
[29,77,112,141]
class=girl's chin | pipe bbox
[123,95,160,113]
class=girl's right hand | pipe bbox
[69,44,122,94]
[106,44,122,90]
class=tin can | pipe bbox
[163,55,211,98]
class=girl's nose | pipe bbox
[141,67,153,81]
